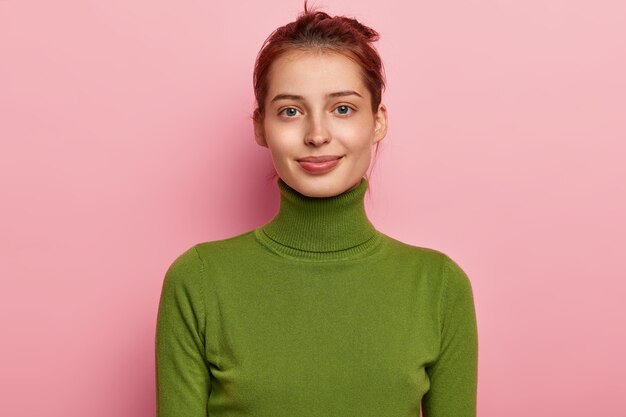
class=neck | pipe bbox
[255,177,381,261]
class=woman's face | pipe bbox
[254,50,387,197]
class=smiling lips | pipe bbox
[297,155,343,173]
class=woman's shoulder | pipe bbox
[377,231,471,281]
[377,231,447,261]
[159,230,253,292]
[165,229,258,271]
[194,229,256,251]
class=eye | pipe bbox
[335,105,354,116]
[279,107,301,117]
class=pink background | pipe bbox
[1,0,625,416]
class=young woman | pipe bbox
[155,2,478,416]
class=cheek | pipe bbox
[340,124,375,150]
[264,128,300,158]
[263,122,291,149]
[265,119,301,140]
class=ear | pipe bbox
[373,103,388,145]
[253,110,267,147]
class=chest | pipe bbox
[204,270,440,416]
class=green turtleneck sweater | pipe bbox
[155,177,478,417]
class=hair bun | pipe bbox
[342,17,380,42]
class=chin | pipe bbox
[297,178,357,198]
[280,162,363,197]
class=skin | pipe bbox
[253,49,388,198]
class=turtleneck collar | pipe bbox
[253,176,383,261]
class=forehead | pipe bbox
[266,50,367,98]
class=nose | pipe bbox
[305,116,330,146]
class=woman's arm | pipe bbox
[422,255,479,417]
[155,245,211,417]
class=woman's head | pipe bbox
[251,0,388,197]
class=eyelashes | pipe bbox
[281,107,300,117]
[279,105,355,118]
[335,105,354,116]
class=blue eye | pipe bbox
[280,107,300,117]
[335,105,354,115]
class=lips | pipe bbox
[297,155,343,174]
[297,155,343,162]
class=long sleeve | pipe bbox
[155,245,211,417]
[422,255,479,417]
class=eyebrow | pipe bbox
[270,90,363,103]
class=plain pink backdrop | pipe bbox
[1,0,624,416]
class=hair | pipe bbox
[251,0,387,186]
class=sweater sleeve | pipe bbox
[422,255,479,417]
[155,245,211,417]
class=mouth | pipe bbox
[297,155,344,174]
[297,155,343,163]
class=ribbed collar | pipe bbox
[254,176,382,261]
